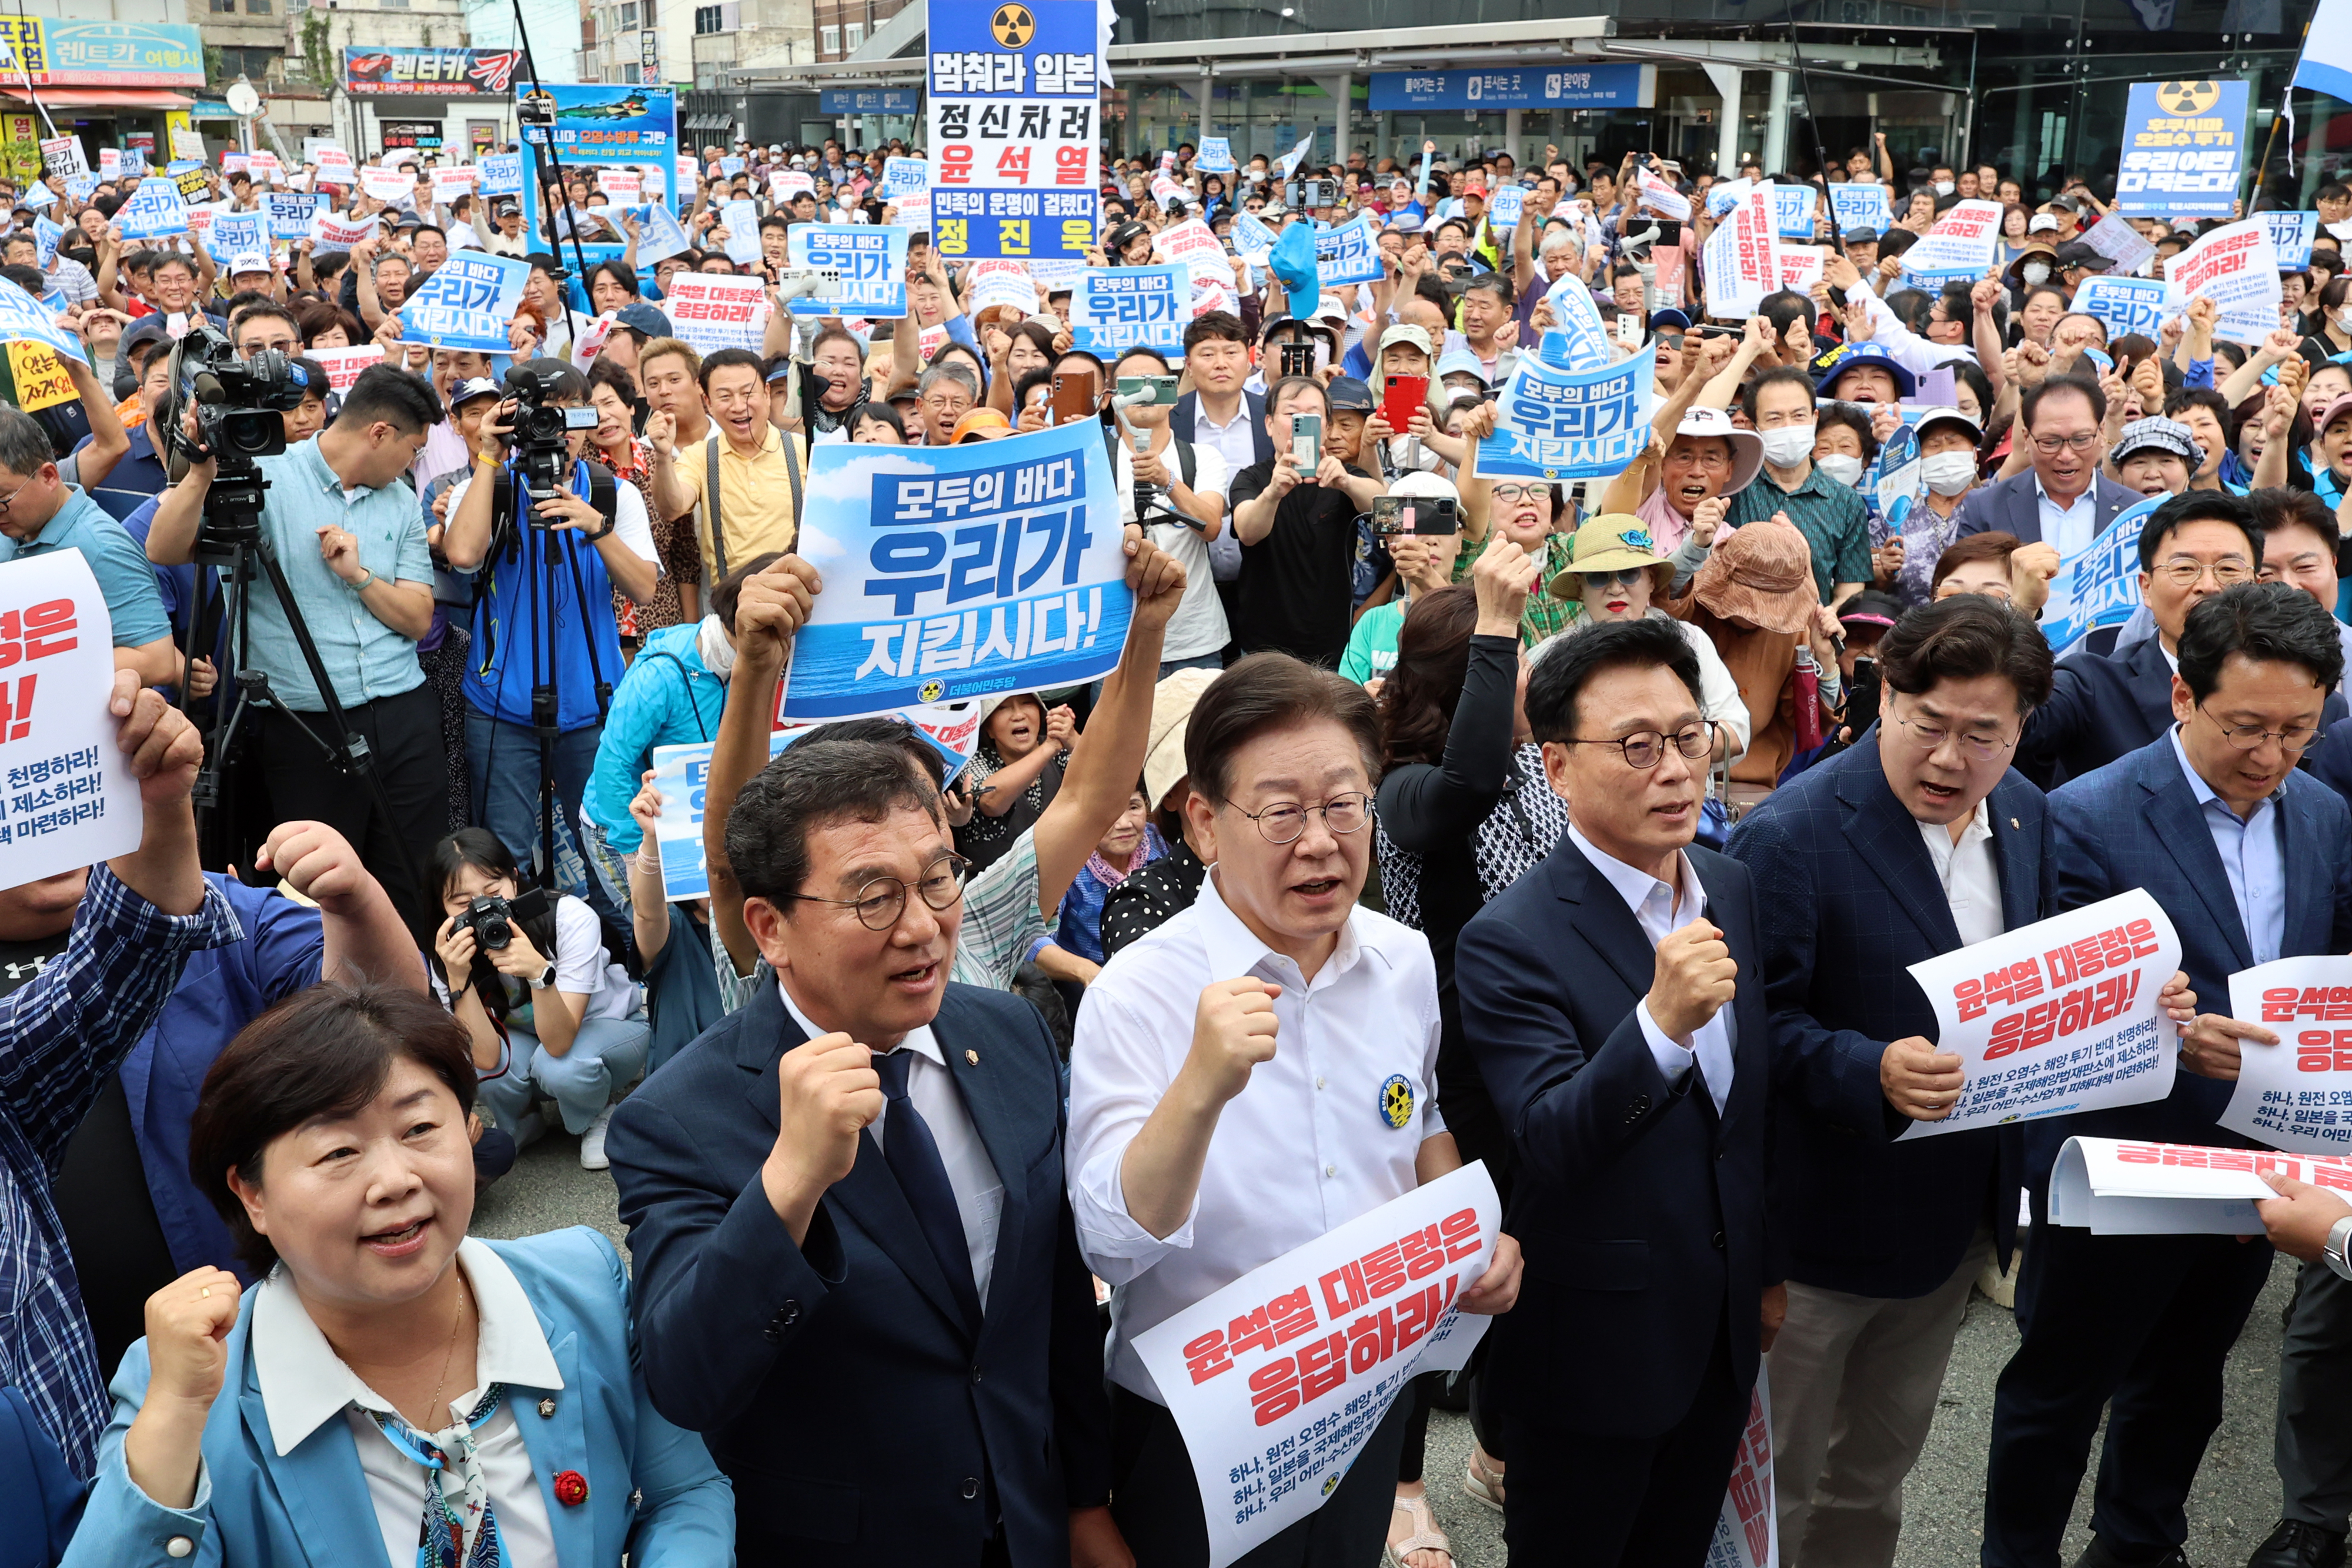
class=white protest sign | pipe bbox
[0,551,142,888]
[882,156,928,199]
[1778,244,1826,296]
[1197,136,1235,173]
[308,210,379,254]
[1314,214,1385,287]
[662,271,770,356]
[1639,172,1692,222]
[2081,212,2159,278]
[309,345,385,394]
[1896,888,2181,1141]
[633,200,694,266]
[170,127,205,164]
[477,153,523,196]
[1150,173,1185,212]
[2223,957,2352,1154]
[431,166,479,205]
[1903,199,2003,276]
[2166,218,2283,346]
[2072,276,2176,342]
[720,199,764,266]
[600,168,644,203]
[360,166,413,203]
[1152,216,1229,288]
[675,154,699,191]
[312,147,355,187]
[1702,186,1780,319]
[769,169,813,200]
[1705,1374,1777,1568]
[2050,1136,2352,1234]
[98,149,119,180]
[1488,184,1526,229]
[247,151,284,186]
[570,312,616,370]
[964,258,1038,317]
[208,211,266,264]
[40,136,86,179]
[1277,134,1314,179]
[1132,1163,1501,1568]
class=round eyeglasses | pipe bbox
[777,855,971,930]
[1235,792,1374,844]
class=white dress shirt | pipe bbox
[777,982,1005,1308]
[249,1239,559,1568]
[2170,727,2287,965]
[1919,798,2004,947]
[1566,824,1736,1114]
[2033,472,2102,560]
[1067,870,1445,1402]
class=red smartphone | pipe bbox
[1381,374,1428,433]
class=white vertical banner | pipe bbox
[1706,1373,1778,1568]
[0,550,141,889]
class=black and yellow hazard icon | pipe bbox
[2157,81,2221,115]
[920,678,946,702]
[1379,1074,1415,1129]
[991,4,1035,47]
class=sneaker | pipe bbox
[578,1105,616,1171]
[2249,1522,2349,1568]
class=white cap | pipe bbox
[228,251,272,275]
[2027,213,2061,233]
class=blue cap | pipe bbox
[614,300,671,338]
[1649,307,1693,332]
[1813,340,1918,399]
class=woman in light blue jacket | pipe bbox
[62,983,733,1568]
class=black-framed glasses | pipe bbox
[1558,726,1711,770]
[777,855,971,930]
[1235,792,1374,844]
[2196,704,2318,754]
[1890,713,2017,763]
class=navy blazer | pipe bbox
[2306,714,2352,808]
[1950,467,2144,549]
[1728,730,2048,1299]
[2036,734,2352,1190]
[1457,836,1776,1440]
[607,979,1110,1566]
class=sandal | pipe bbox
[1385,1495,1453,1568]
[1462,1447,1506,1514]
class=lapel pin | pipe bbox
[965,1049,980,1066]
[553,1470,589,1507]
[537,1396,556,1418]
[2010,817,2020,830]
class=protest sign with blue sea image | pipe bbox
[2038,494,2163,656]
[399,250,532,352]
[1476,343,1656,482]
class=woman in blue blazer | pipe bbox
[62,983,733,1568]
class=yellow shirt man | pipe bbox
[681,422,806,587]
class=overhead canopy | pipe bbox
[1,87,196,111]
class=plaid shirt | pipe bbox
[0,868,238,1476]
[1455,530,1579,647]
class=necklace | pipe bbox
[413,1274,470,1432]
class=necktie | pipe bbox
[369,1384,507,1568]
[872,1048,984,1329]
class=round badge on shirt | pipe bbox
[1379,1074,1415,1129]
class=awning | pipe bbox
[0,87,197,112]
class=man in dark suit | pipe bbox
[607,731,1124,1566]
[1953,377,2144,550]
[1729,596,2057,1566]
[1458,616,1781,1564]
[1984,583,2352,1568]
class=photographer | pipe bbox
[438,359,660,897]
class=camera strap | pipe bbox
[705,434,727,579]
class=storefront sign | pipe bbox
[821,88,919,114]
[0,19,204,88]
[382,120,445,151]
[341,45,525,96]
[1368,63,1652,111]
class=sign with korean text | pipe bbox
[787,223,909,318]
[0,280,78,367]
[1896,888,2180,1142]
[308,210,379,255]
[6,340,73,413]
[1702,186,1780,319]
[477,152,523,196]
[2165,217,2281,346]
[2117,81,2250,220]
[1539,276,1613,372]
[1705,1376,1776,1568]
[520,84,675,261]
[1829,181,1893,234]
[173,168,210,204]
[1903,199,2003,276]
[114,179,189,240]
[2080,213,2158,277]
[309,345,386,395]
[2264,209,2318,270]
[883,156,928,200]
[1314,214,1385,287]
[2073,276,2175,343]
[1132,1163,1499,1568]
[208,212,265,263]
[266,192,322,241]
[1367,64,1651,110]
[39,136,84,179]
[1069,265,1187,359]
[1636,172,1689,222]
[398,249,529,352]
[2030,495,2160,656]
[719,199,764,266]
[359,166,414,204]
[1778,244,1826,296]
[963,258,1037,317]
[1152,216,1230,292]
[1197,137,1235,174]
[820,87,921,114]
[431,166,479,206]
[1478,343,1655,482]
[1488,184,1526,229]
[778,422,1131,721]
[633,200,694,267]
[2222,957,2352,1155]
[0,550,140,888]
[246,151,284,186]
[768,169,813,202]
[0,18,203,88]
[926,0,1100,262]
[660,272,769,356]
[342,45,524,96]
[1769,182,1816,242]
[1277,135,1313,180]
[2051,1136,2352,1234]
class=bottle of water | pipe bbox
[1792,645,1823,752]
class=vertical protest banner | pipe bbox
[1706,1377,1777,1568]
[926,0,1100,262]
[2116,81,2250,220]
[397,249,531,352]
[1829,181,1893,234]
[1130,1164,1500,1568]
[719,198,764,266]
[0,551,142,887]
[2165,218,2281,346]
[309,344,386,395]
[1702,186,1780,319]
[115,179,190,241]
[777,422,1132,722]
[1315,214,1386,287]
[2222,958,2352,1155]
[1895,888,2181,1142]
[1478,344,1656,482]
[1903,199,2003,276]
[786,223,909,317]
[2034,494,2160,656]
[2072,276,2175,342]
[519,83,674,263]
[1069,265,1188,359]
[2051,1138,2352,1234]
[660,272,770,356]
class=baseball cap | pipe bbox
[1378,323,1434,358]
[2027,212,2062,234]
[951,408,1011,443]
[1434,347,1489,385]
[1840,227,1881,246]
[449,376,502,409]
[228,251,272,276]
[1912,406,1983,448]
[2315,392,2352,434]
[1649,307,1693,333]
[1836,588,1905,631]
[2053,240,2114,272]
[614,300,671,337]
[1326,376,1375,412]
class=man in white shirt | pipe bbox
[1069,654,1521,1567]
[1111,346,1230,675]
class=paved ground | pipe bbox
[477,1130,2301,1568]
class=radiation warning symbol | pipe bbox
[2157,81,2221,115]
[991,4,1035,47]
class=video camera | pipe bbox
[169,324,311,467]
[501,362,599,502]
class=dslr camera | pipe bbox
[455,887,549,952]
[501,362,600,502]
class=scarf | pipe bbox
[368,1383,507,1568]
[1085,825,1165,889]
[696,613,736,680]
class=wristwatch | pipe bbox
[2326,1215,2352,1282]
[529,961,557,991]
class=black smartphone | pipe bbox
[1847,655,1882,735]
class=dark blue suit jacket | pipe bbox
[1950,467,2144,548]
[2306,714,2352,807]
[2037,734,2352,1190]
[607,979,1110,1565]
[1458,835,1776,1439]
[1728,730,2048,1299]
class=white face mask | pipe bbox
[697,614,736,678]
[1934,180,1955,196]
[2337,307,2352,334]
[1758,424,1816,467]
[1921,450,1977,496]
[2022,260,2051,285]
[1815,452,1866,487]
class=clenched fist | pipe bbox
[1646,920,1736,1042]
[761,1031,885,1242]
[1882,1035,1965,1120]
[1182,977,1283,1105]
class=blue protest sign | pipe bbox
[925,0,1100,262]
[266,192,319,240]
[787,223,909,317]
[2117,81,2250,220]
[208,211,265,260]
[24,183,52,210]
[1706,177,1752,219]
[116,180,189,240]
[1315,215,1384,286]
[32,216,62,269]
[1829,182,1892,235]
[2072,275,2175,341]
[1231,210,1278,261]
[0,277,88,365]
[779,422,1133,721]
[720,199,764,266]
[1476,343,1656,481]
[1873,424,1920,534]
[398,249,529,352]
[1540,276,1614,372]
[1277,135,1313,180]
[520,84,675,255]
[1197,137,1235,174]
[882,156,927,198]
[121,148,148,178]
[1488,185,1526,229]
[2038,494,2163,655]
[478,152,523,196]
[1770,183,1816,242]
[718,156,744,178]
[634,199,693,266]
[1070,265,1187,358]
[64,174,95,205]
[2265,210,2318,270]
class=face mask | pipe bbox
[697,614,737,679]
[1934,180,1955,196]
[1921,450,1977,496]
[2337,307,2352,334]
[1758,425,1816,467]
[1815,453,1866,487]
[2022,260,2050,285]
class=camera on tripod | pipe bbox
[170,325,311,466]
[500,363,599,502]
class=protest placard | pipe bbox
[309,148,355,188]
[97,149,119,180]
[309,345,386,395]
[39,136,84,179]
[115,180,189,241]
[1769,182,1816,241]
[360,166,413,203]
[432,165,479,205]
[1705,1377,1777,1568]
[1477,344,1656,482]
[266,193,322,242]
[777,422,1132,722]
[1277,134,1314,179]
[1231,210,1278,265]
[24,184,52,212]
[170,126,205,163]
[2072,276,2175,342]
[1874,424,1922,534]
[1706,176,1754,218]
[2050,1137,2352,1234]
[1196,136,1235,174]
[0,550,142,890]
[1702,186,1779,319]
[882,155,928,199]
[721,198,764,266]
[1903,199,2003,275]
[64,173,95,205]
[924,0,1099,261]
[768,169,813,202]
[7,340,74,413]
[31,215,62,270]
[2116,81,2250,220]
[2165,218,2281,346]
[174,168,211,204]
[399,250,531,352]
[1778,244,1826,296]
[1487,184,1526,229]
[1636,172,1690,222]
[1829,181,1893,234]
[208,211,265,263]
[1896,888,2180,1142]
[786,223,908,317]
[1314,215,1385,287]
[661,272,770,356]
[308,210,379,254]
[1152,216,1230,288]
[1150,173,1185,212]
[1131,1162,1499,1568]
[2079,212,2158,278]
[717,156,745,178]
[633,199,694,266]
[1070,264,1188,359]
[2263,209,2318,270]
[478,152,523,196]
[674,153,698,191]
[0,278,87,365]
[1539,275,1614,371]
[601,168,644,202]
[247,151,284,186]
[2221,957,2352,1155]
[964,258,1039,317]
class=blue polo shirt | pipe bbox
[75,422,169,524]
[0,486,171,649]
[243,439,432,713]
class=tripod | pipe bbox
[509,0,602,363]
